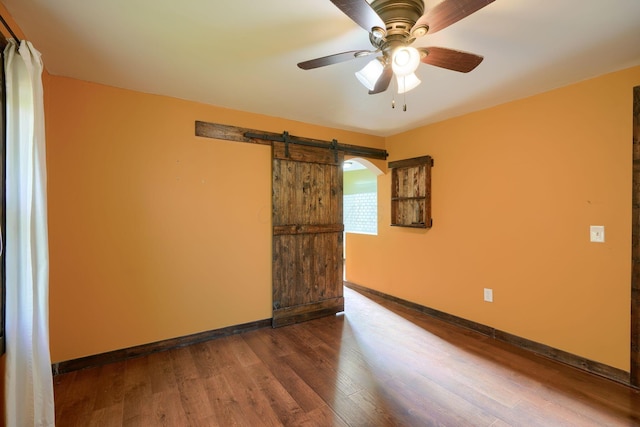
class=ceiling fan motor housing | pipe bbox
[369,0,426,57]
[370,0,424,38]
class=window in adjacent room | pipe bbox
[343,159,378,235]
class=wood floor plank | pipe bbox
[203,373,251,426]
[280,333,363,399]
[345,388,413,426]
[56,367,102,426]
[148,390,189,426]
[188,340,220,380]
[92,362,126,411]
[169,345,201,382]
[53,372,77,420]
[245,363,311,426]
[241,330,327,413]
[281,347,388,426]
[147,349,178,394]
[88,404,124,427]
[222,365,284,426]
[122,395,154,427]
[175,377,215,424]
[226,333,262,367]
[121,357,153,424]
[256,326,300,357]
[53,287,640,426]
[284,321,330,349]
[123,356,150,393]
[303,405,350,427]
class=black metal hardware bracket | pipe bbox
[243,130,388,160]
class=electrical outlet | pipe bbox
[590,225,605,243]
[483,288,493,303]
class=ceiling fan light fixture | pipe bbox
[396,72,421,94]
[391,46,420,77]
[355,57,384,91]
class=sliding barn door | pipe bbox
[272,142,344,327]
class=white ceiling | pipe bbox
[3,0,640,137]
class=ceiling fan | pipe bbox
[298,0,495,96]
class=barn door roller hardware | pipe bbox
[243,130,388,160]
[282,131,291,158]
[331,139,339,163]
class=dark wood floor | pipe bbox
[54,287,640,426]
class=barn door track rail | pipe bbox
[195,121,388,160]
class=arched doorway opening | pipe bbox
[343,158,384,278]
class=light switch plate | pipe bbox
[590,225,605,243]
[483,288,493,303]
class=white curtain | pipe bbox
[4,39,55,426]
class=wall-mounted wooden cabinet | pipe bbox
[389,155,433,228]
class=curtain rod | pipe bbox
[0,14,21,44]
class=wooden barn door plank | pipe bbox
[272,142,344,327]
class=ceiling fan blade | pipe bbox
[418,47,483,73]
[368,64,392,94]
[330,0,385,33]
[297,50,372,70]
[412,0,495,35]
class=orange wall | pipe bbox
[346,65,640,371]
[6,0,638,373]
[45,75,384,362]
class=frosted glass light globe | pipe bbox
[392,47,420,77]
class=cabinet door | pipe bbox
[389,156,433,228]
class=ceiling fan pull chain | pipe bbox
[402,76,407,111]
[391,78,396,109]
[403,82,407,112]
